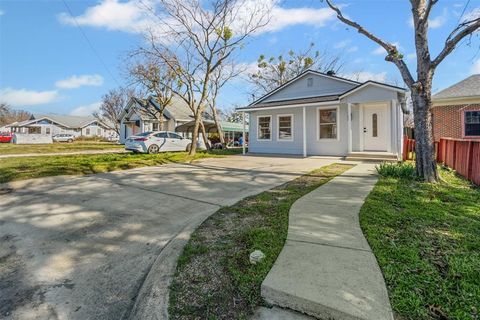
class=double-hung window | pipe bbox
[278,115,293,141]
[318,108,337,139]
[257,116,271,140]
[465,111,480,137]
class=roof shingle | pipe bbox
[433,74,480,99]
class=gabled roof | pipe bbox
[238,70,407,111]
[123,95,193,122]
[433,74,480,100]
[248,69,361,107]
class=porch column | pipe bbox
[302,106,307,157]
[242,112,246,155]
[347,103,352,153]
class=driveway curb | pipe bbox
[125,209,217,320]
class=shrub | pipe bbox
[376,162,416,179]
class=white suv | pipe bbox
[52,134,75,143]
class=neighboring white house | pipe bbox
[8,114,118,139]
[119,96,194,144]
[236,70,408,159]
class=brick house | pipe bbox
[432,74,480,142]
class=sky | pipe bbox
[0,0,479,116]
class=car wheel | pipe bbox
[68,139,73,143]
[148,144,160,154]
[185,143,192,152]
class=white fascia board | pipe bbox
[340,82,407,99]
[237,100,340,112]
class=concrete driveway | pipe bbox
[0,155,336,320]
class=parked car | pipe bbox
[125,131,203,154]
[52,134,75,143]
[0,132,13,143]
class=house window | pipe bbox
[152,123,159,131]
[278,115,293,141]
[28,127,41,134]
[46,127,51,135]
[257,116,271,140]
[319,108,337,139]
[86,128,91,135]
[465,111,480,136]
[97,128,101,135]
[372,114,378,137]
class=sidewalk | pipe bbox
[260,163,393,320]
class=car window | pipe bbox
[168,132,183,139]
[154,132,168,138]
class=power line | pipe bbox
[60,0,122,87]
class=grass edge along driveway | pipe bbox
[360,166,480,320]
[168,163,354,319]
[0,149,242,184]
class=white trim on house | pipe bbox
[277,114,294,142]
[316,105,340,142]
[238,100,341,112]
[257,115,272,141]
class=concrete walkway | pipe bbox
[261,164,394,320]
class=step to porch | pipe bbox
[345,152,398,162]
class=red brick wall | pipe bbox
[432,104,480,141]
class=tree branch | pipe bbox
[432,17,480,68]
[324,0,415,87]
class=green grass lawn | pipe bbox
[0,149,242,183]
[361,167,480,319]
[169,163,354,319]
[0,141,124,155]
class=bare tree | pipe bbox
[136,0,272,155]
[0,103,31,127]
[323,0,480,182]
[207,62,244,146]
[249,43,344,97]
[128,57,178,130]
[94,87,136,135]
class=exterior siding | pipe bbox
[262,74,356,103]
[432,104,480,141]
[248,108,304,155]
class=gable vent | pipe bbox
[307,77,313,87]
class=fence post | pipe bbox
[452,140,457,169]
[466,141,474,180]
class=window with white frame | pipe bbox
[278,115,293,141]
[318,108,337,139]
[257,116,271,140]
[86,128,91,135]
[465,111,480,136]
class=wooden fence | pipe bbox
[436,138,480,185]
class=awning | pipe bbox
[175,120,248,133]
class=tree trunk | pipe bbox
[210,106,225,146]
[189,111,202,156]
[200,120,211,150]
[411,90,438,182]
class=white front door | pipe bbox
[363,104,389,151]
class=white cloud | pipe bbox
[406,53,416,61]
[372,42,401,55]
[429,8,448,29]
[59,0,336,36]
[472,59,480,74]
[343,71,387,83]
[70,102,102,116]
[407,8,449,29]
[0,88,60,106]
[334,40,350,49]
[462,7,480,23]
[55,74,104,89]
[347,46,358,53]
